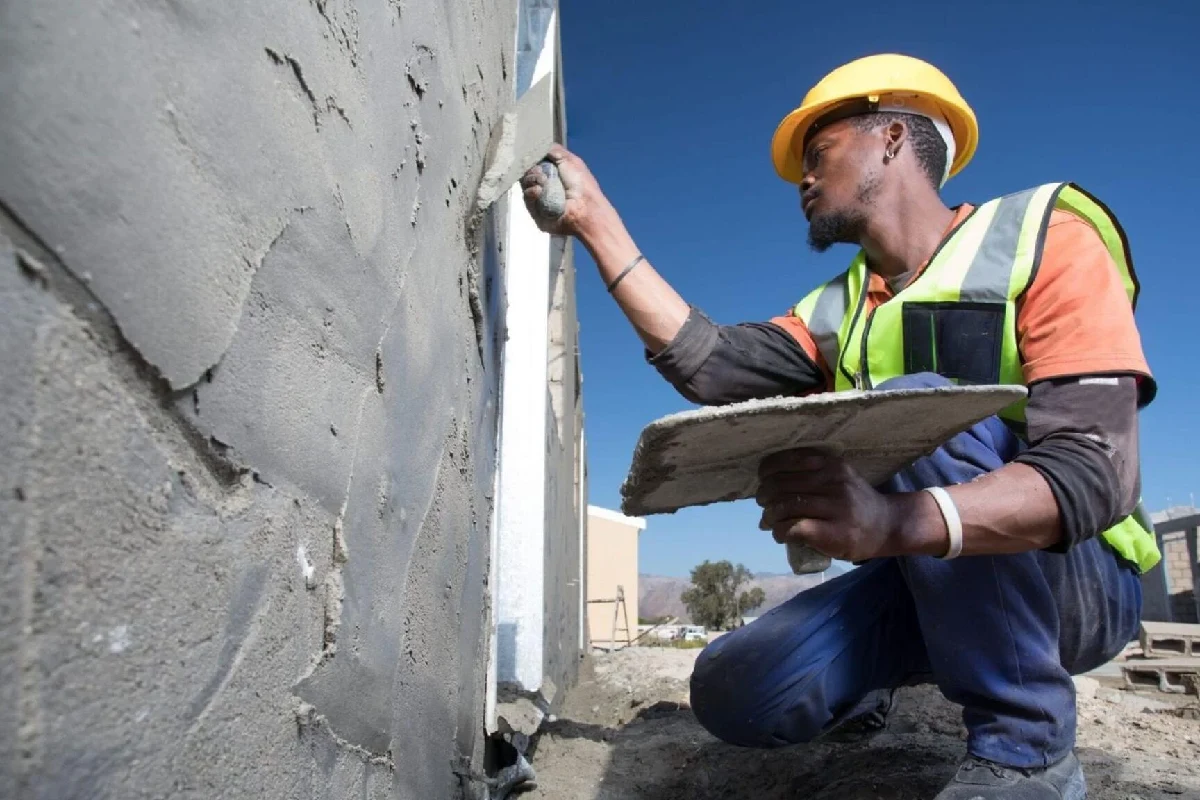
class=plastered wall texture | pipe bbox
[2,1,520,797]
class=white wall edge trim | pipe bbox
[587,504,647,530]
[493,4,561,693]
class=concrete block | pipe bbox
[620,385,1027,516]
[1121,657,1200,695]
[1141,621,1200,658]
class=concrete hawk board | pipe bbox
[619,385,1028,516]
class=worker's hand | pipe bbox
[754,449,906,563]
[521,144,613,238]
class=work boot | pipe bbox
[934,751,1087,800]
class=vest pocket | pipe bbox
[901,302,1005,385]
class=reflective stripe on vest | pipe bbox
[792,271,850,375]
[791,182,1159,572]
[959,185,1044,302]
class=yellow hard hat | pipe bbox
[771,53,978,185]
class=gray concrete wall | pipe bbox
[1,1,520,797]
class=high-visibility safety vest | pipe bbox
[791,182,1160,572]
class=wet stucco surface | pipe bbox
[1,0,520,796]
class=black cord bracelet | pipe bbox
[607,254,645,293]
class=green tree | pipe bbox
[737,586,766,621]
[680,560,765,631]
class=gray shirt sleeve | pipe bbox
[1013,376,1142,554]
[643,306,825,405]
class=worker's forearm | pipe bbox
[576,205,690,354]
[891,462,1062,557]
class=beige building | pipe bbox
[586,505,646,649]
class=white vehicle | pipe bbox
[682,625,706,641]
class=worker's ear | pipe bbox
[883,120,908,161]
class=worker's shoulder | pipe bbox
[1041,206,1112,257]
[993,183,1118,231]
[1032,204,1118,283]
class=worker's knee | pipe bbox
[688,634,826,748]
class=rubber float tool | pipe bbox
[475,73,565,222]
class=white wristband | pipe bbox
[923,486,963,560]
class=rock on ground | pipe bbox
[525,648,1200,800]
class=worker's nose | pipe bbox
[799,173,816,193]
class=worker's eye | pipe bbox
[806,144,828,170]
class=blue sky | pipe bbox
[559,0,1198,577]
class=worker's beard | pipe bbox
[807,173,880,253]
[807,208,867,252]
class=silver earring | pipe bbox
[884,148,896,161]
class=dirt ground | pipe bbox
[524,648,1200,800]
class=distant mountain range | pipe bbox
[639,562,853,624]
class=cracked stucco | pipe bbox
[1,0,516,797]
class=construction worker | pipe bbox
[521,53,1157,800]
